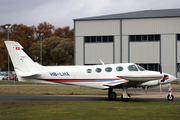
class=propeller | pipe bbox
[160,83,162,96]
[158,64,168,96]
[158,64,162,95]
[159,64,162,74]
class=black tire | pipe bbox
[166,94,174,101]
[108,92,117,100]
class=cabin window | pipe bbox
[87,69,92,73]
[96,68,102,73]
[105,67,112,72]
[128,65,138,71]
[116,66,123,71]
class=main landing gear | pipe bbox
[108,88,117,100]
[108,87,130,102]
[166,87,174,101]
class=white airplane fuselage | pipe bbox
[17,63,175,89]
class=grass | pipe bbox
[0,85,124,96]
[0,102,179,120]
[0,81,39,84]
[0,81,179,119]
[0,81,123,96]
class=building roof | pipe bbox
[74,8,180,21]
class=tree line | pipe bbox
[0,22,74,71]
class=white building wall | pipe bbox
[114,35,120,63]
[122,17,180,35]
[85,43,113,64]
[177,41,180,63]
[130,42,160,63]
[75,20,120,36]
[177,41,180,78]
[75,17,180,77]
[75,19,121,65]
[75,37,84,65]
[122,36,129,63]
[161,35,176,75]
[122,17,180,75]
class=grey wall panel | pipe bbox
[130,42,160,63]
[75,20,120,36]
[75,37,84,65]
[177,41,180,63]
[122,17,180,35]
[122,36,129,63]
[114,36,120,63]
[85,43,113,64]
[161,35,176,75]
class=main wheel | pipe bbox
[108,92,117,100]
[166,94,174,101]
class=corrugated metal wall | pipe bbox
[114,36,120,63]
[130,42,160,63]
[122,17,180,35]
[75,37,84,65]
[161,35,176,75]
[122,36,129,63]
[177,41,180,63]
[75,20,121,65]
[121,17,180,75]
[75,17,180,76]
[85,43,113,64]
[75,20,120,36]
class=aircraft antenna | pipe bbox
[99,59,105,65]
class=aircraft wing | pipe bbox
[103,79,129,87]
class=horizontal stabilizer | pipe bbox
[103,79,128,87]
[18,72,40,77]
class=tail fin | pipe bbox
[5,41,42,77]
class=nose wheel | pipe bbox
[166,87,174,101]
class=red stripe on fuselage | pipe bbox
[38,78,120,82]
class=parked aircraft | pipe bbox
[5,41,177,101]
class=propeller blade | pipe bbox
[160,83,162,96]
[143,86,148,94]
[159,64,162,74]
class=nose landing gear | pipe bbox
[166,87,174,101]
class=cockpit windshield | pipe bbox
[128,65,138,71]
[137,65,146,71]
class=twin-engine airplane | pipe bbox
[5,41,177,101]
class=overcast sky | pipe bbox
[0,0,180,29]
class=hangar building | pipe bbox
[74,9,180,77]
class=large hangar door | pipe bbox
[85,43,114,64]
[130,42,160,63]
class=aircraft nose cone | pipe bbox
[168,74,177,82]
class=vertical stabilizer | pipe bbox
[5,41,42,76]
